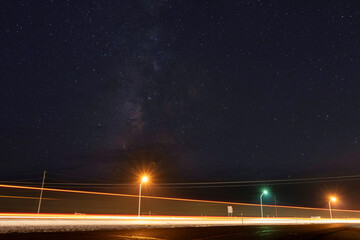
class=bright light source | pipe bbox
[331,197,336,202]
[142,176,148,183]
[263,190,268,194]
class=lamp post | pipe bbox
[138,176,148,218]
[260,190,268,219]
[329,197,336,220]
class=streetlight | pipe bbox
[138,176,148,218]
[260,190,268,219]
[329,197,336,220]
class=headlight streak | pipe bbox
[1,213,360,229]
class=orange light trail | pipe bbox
[0,183,359,214]
[0,212,356,222]
[0,195,57,200]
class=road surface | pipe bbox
[0,214,360,239]
[1,224,360,239]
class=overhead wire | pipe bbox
[1,174,360,188]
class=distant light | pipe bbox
[331,197,336,202]
[263,190,268,194]
[142,176,148,183]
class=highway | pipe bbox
[1,184,360,239]
[0,215,360,239]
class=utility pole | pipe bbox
[37,170,46,214]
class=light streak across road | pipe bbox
[1,213,360,232]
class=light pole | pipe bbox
[260,190,268,219]
[329,197,336,220]
[138,176,148,218]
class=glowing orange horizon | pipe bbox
[0,183,358,213]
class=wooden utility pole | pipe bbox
[37,170,46,214]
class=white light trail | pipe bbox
[1,213,360,234]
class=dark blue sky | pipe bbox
[1,1,360,206]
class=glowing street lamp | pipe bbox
[260,190,268,219]
[329,197,336,220]
[138,176,148,218]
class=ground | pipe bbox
[1,224,360,240]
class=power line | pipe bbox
[0,174,360,191]
[1,174,360,187]
[156,174,360,186]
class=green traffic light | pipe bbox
[263,190,268,194]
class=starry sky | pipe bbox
[1,1,360,207]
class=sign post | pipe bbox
[227,206,233,217]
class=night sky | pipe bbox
[1,1,360,208]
